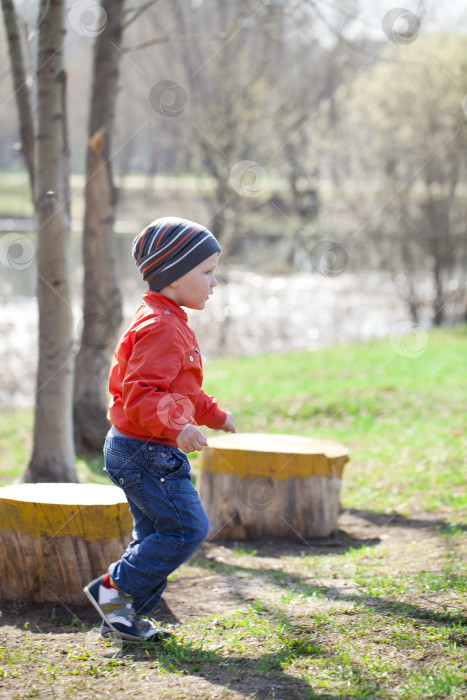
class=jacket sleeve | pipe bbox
[121,321,194,441]
[194,389,227,429]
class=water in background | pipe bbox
[0,231,413,408]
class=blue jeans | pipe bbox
[103,431,210,615]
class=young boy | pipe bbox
[84,217,235,642]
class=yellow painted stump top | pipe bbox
[0,483,131,540]
[0,483,127,505]
[200,432,349,480]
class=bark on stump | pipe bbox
[0,483,132,603]
[198,433,349,541]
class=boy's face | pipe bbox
[170,252,219,310]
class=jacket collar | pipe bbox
[143,290,188,321]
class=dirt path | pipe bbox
[0,509,465,699]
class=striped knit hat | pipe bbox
[132,217,221,291]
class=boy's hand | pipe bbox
[219,412,236,433]
[176,424,208,453]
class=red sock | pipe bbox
[101,573,112,588]
[101,573,119,590]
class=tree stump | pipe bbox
[198,433,349,541]
[0,483,132,604]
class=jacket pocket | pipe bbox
[183,347,202,370]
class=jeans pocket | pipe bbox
[147,446,190,479]
[104,446,149,513]
[104,462,142,489]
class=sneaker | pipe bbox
[100,617,171,642]
[83,574,141,642]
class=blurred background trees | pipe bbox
[335,35,467,326]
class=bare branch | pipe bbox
[303,0,433,69]
[123,31,229,53]
[1,0,35,193]
[303,0,372,53]
[121,0,161,31]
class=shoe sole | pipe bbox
[101,626,169,643]
[100,629,138,645]
[83,584,141,642]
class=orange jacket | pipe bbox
[107,291,226,445]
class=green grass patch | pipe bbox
[0,409,33,485]
[0,185,34,218]
[202,325,467,516]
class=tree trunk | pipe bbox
[0,0,35,193]
[24,0,76,483]
[432,267,445,326]
[73,0,125,455]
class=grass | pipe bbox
[201,325,467,517]
[0,185,34,218]
[0,326,466,698]
[1,537,465,698]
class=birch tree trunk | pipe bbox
[73,0,125,454]
[23,0,76,482]
[1,0,35,193]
